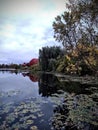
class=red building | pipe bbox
[22,58,39,67]
[29,58,39,66]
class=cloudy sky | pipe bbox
[0,0,66,64]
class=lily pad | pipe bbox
[30,125,38,130]
[26,120,34,125]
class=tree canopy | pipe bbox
[52,0,98,75]
[53,0,98,50]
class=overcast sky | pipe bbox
[0,0,66,64]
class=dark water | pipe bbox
[0,71,98,130]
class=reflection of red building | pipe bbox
[22,58,39,67]
[22,73,38,82]
[29,75,38,82]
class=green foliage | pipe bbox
[39,46,63,72]
[29,64,39,72]
[52,0,98,75]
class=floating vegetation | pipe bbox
[50,91,68,106]
[0,94,52,130]
[0,72,98,130]
[37,112,44,117]
[56,74,98,85]
[51,93,98,130]
[30,125,38,130]
[0,90,21,98]
[26,119,34,125]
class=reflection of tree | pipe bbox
[52,94,98,130]
[0,70,18,74]
[22,73,38,82]
[60,81,93,95]
[38,73,94,97]
[38,73,60,97]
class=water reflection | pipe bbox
[22,72,38,82]
[0,69,19,74]
[38,73,95,97]
[52,93,98,130]
[37,73,98,130]
[38,73,60,97]
[26,72,98,100]
[0,71,53,130]
[0,71,98,130]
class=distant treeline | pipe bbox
[0,64,22,69]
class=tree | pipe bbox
[53,0,98,75]
[53,0,98,49]
[39,46,63,71]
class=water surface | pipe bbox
[0,71,98,130]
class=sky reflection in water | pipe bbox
[0,71,98,130]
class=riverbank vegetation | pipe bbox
[39,0,98,76]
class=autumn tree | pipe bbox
[53,0,98,75]
[53,0,98,48]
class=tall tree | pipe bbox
[39,46,62,71]
[53,0,98,50]
[53,0,98,75]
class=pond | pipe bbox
[0,71,98,130]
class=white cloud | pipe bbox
[0,0,66,64]
[0,23,16,38]
[0,0,66,16]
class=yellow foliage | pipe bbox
[56,44,98,74]
[66,63,78,74]
[84,56,96,66]
[66,55,71,61]
[71,50,78,57]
